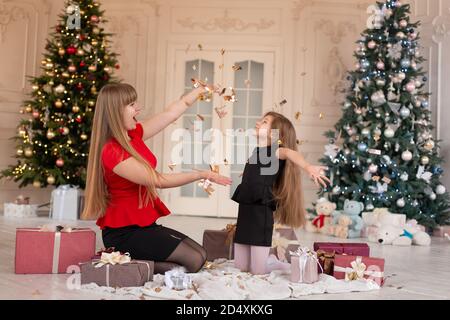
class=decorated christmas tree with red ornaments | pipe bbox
[1,0,119,189]
[316,0,450,228]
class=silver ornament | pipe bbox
[436,185,446,195]
[400,106,411,118]
[396,198,405,207]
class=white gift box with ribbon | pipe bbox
[3,203,38,218]
[49,185,80,220]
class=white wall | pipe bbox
[0,0,449,211]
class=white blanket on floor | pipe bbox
[80,260,380,300]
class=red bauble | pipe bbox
[75,115,82,123]
[90,15,99,23]
[79,34,85,41]
[56,158,64,167]
[115,64,120,69]
[79,61,86,67]
[76,82,84,90]
[56,25,62,33]
[66,45,76,55]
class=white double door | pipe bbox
[163,46,275,217]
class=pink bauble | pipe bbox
[396,1,402,7]
[399,20,408,28]
[376,61,385,70]
[355,63,361,70]
[56,158,64,167]
[368,40,377,49]
[410,33,417,39]
[406,82,416,92]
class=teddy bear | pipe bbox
[376,219,431,246]
[362,207,406,227]
[332,199,364,238]
[305,197,336,234]
[333,215,353,239]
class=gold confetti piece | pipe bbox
[295,111,302,120]
[196,114,205,121]
[279,99,287,106]
[300,72,307,76]
[232,64,242,71]
[244,79,251,87]
[296,139,307,146]
[154,287,162,292]
[198,44,203,50]
[219,88,226,96]
[219,63,224,70]
[373,134,381,141]
[319,112,324,119]
[168,163,177,171]
[210,164,220,173]
[214,106,228,119]
[223,158,229,166]
[185,44,191,54]
[220,48,225,55]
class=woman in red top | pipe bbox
[82,83,231,274]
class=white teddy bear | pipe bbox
[376,219,431,246]
[362,207,406,227]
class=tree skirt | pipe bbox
[80,260,380,300]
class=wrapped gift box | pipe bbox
[15,228,96,274]
[290,248,320,284]
[313,242,370,275]
[433,225,450,237]
[4,203,38,218]
[80,260,154,287]
[333,254,385,286]
[202,224,235,261]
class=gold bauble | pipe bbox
[88,100,95,107]
[24,148,33,157]
[33,180,41,188]
[31,85,39,91]
[90,86,97,94]
[55,100,63,108]
[45,62,54,69]
[18,128,27,137]
[25,106,32,113]
[77,48,85,56]
[72,105,80,113]
[93,27,100,34]
[47,130,55,139]
[41,59,47,66]
[49,80,54,86]
[47,176,55,185]
[58,48,65,56]
[16,148,24,156]
[80,133,88,140]
[91,39,98,46]
[421,156,430,165]
[67,139,73,145]
[62,72,70,78]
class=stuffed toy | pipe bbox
[332,199,364,238]
[362,207,406,227]
[333,215,353,239]
[305,198,336,234]
[376,219,431,246]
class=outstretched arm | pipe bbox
[113,156,232,188]
[141,86,207,141]
[276,147,330,188]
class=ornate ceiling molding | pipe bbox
[0,0,28,43]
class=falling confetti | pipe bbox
[319,112,324,119]
[296,139,307,146]
[232,64,242,71]
[295,111,302,120]
[168,163,177,171]
[210,164,220,173]
[220,48,225,55]
[198,179,215,195]
[279,99,287,106]
[300,72,307,76]
[219,63,224,70]
[198,44,203,50]
[196,114,205,121]
[214,106,228,119]
[192,64,197,71]
[223,158,229,166]
[222,87,237,102]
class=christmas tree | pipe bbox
[317,0,450,228]
[0,0,119,189]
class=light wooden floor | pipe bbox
[1,213,449,300]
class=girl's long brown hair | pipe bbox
[265,111,306,228]
[81,83,160,220]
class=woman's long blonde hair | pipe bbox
[266,111,306,228]
[81,83,160,220]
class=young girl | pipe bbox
[232,111,330,274]
[82,83,232,274]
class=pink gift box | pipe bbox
[333,254,385,286]
[433,225,450,237]
[313,242,370,256]
[15,228,96,274]
[290,251,320,284]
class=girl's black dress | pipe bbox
[231,144,286,247]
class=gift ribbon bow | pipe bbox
[316,250,336,274]
[289,247,323,282]
[312,214,326,228]
[334,256,384,283]
[94,251,131,268]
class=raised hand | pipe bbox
[305,165,331,188]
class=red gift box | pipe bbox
[15,228,96,274]
[313,242,370,256]
[333,254,385,286]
